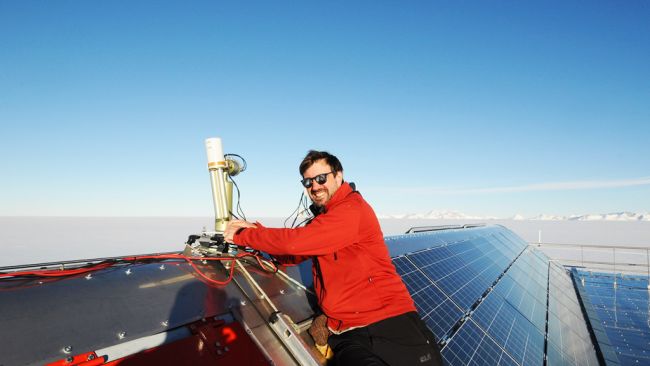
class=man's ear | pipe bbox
[335,171,344,185]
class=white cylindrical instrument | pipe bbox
[205,137,231,232]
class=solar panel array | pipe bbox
[573,269,650,365]
[387,225,599,366]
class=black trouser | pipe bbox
[327,312,443,366]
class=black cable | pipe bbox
[296,194,312,228]
[293,216,312,228]
[290,193,314,228]
[302,194,309,215]
[290,210,300,228]
[294,194,312,228]
[284,191,306,228]
[284,193,301,228]
[229,175,247,221]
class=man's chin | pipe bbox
[310,197,329,207]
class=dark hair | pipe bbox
[299,150,343,176]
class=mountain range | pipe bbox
[379,210,650,221]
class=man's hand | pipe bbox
[224,220,257,243]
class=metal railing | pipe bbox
[405,223,486,234]
[531,242,650,282]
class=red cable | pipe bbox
[0,251,277,287]
[0,262,115,278]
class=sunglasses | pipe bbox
[301,171,335,188]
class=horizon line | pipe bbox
[368,176,650,195]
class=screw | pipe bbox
[66,356,74,363]
[161,320,169,327]
[87,354,96,361]
[159,264,165,270]
[240,300,246,306]
[125,269,132,275]
[118,331,126,339]
[279,289,286,294]
[62,345,73,354]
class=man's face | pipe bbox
[303,159,343,207]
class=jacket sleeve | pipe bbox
[233,200,361,256]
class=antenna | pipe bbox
[205,137,236,233]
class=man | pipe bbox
[224,150,442,366]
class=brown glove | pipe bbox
[308,314,330,346]
[309,314,333,358]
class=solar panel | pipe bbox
[418,292,465,339]
[387,225,601,366]
[573,269,650,365]
[407,237,512,312]
[472,288,545,366]
[408,247,459,281]
[392,255,464,339]
[492,273,546,332]
[442,320,519,366]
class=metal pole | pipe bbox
[647,249,650,290]
[613,247,617,288]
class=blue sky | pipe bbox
[1,1,648,218]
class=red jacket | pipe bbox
[233,182,416,331]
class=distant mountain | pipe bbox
[379,210,650,221]
[567,212,650,221]
[379,210,496,220]
[529,214,568,221]
[510,214,526,221]
[528,212,650,221]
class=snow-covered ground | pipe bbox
[1,216,649,267]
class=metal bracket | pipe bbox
[268,312,320,366]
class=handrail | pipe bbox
[531,242,650,286]
[405,223,485,234]
[530,242,649,251]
